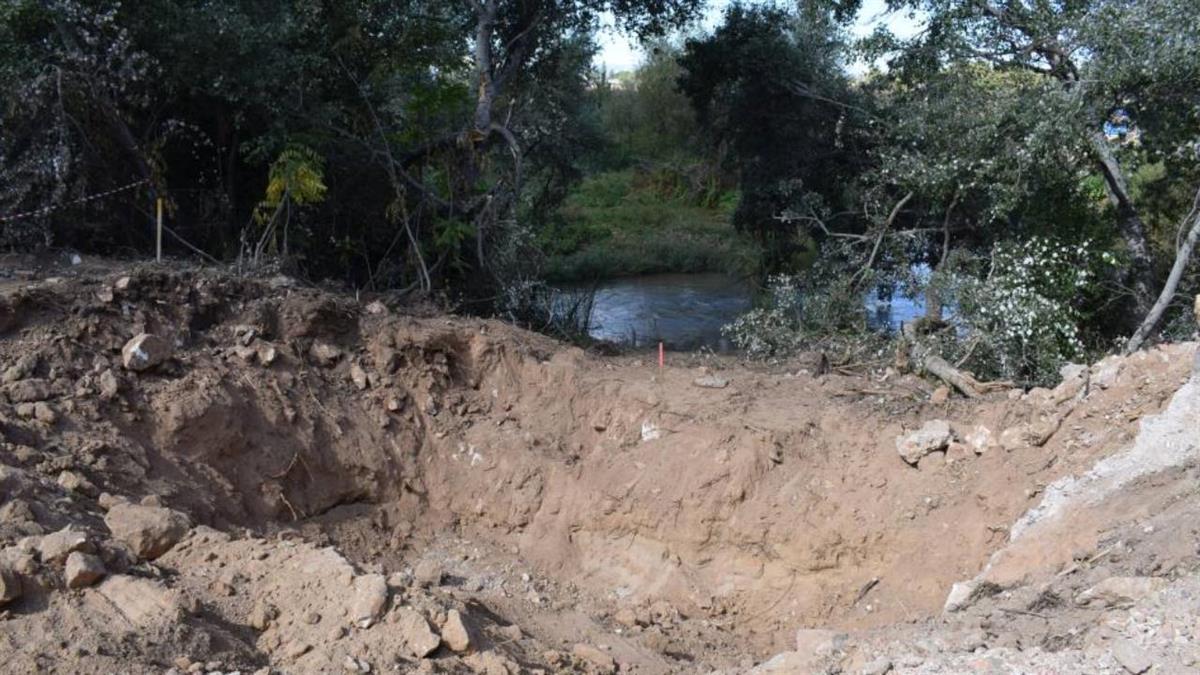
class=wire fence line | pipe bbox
[0,178,150,223]
[1,179,224,265]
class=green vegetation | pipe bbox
[541,169,753,282]
[3,0,1200,381]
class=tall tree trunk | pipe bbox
[472,0,498,135]
[1125,187,1200,354]
[1090,132,1156,317]
[925,191,958,322]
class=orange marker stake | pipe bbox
[658,342,664,368]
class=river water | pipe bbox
[564,272,929,351]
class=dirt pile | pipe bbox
[0,260,1197,674]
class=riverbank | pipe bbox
[539,169,759,282]
[4,260,1199,674]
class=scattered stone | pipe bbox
[441,609,472,652]
[5,378,51,403]
[96,575,185,628]
[2,354,37,383]
[256,342,278,366]
[248,600,278,630]
[32,401,56,424]
[365,300,388,316]
[464,651,520,675]
[571,644,616,674]
[1075,576,1167,608]
[0,499,35,525]
[1111,639,1153,674]
[121,333,173,371]
[283,641,312,659]
[309,342,342,367]
[0,562,21,605]
[794,628,847,659]
[57,470,98,496]
[413,559,442,587]
[944,581,980,613]
[37,527,94,565]
[1091,356,1123,390]
[1051,363,1089,404]
[394,607,440,658]
[859,657,893,675]
[98,369,120,401]
[349,573,388,628]
[964,426,994,455]
[104,503,191,560]
[97,493,127,511]
[350,364,369,391]
[896,420,953,466]
[999,425,1032,451]
[693,375,729,389]
[614,608,640,628]
[139,494,164,507]
[64,551,106,588]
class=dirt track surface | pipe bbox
[0,259,1198,674]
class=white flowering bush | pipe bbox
[722,274,804,358]
[948,237,1115,384]
[722,263,877,359]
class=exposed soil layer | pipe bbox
[0,258,1198,674]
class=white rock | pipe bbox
[121,333,173,371]
[895,420,953,466]
[943,580,979,613]
[693,375,729,389]
[964,425,994,455]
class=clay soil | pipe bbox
[1,257,1198,674]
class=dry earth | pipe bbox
[0,257,1198,674]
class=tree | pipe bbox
[679,3,862,269]
[879,0,1200,325]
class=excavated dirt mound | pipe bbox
[0,258,1198,674]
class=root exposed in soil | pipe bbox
[1,259,1198,674]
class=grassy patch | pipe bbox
[539,170,759,282]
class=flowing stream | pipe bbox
[562,272,931,351]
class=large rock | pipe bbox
[1051,363,1089,404]
[1075,576,1166,608]
[795,628,847,659]
[895,420,953,466]
[441,609,473,652]
[394,607,440,658]
[36,527,94,565]
[309,341,342,367]
[105,503,191,560]
[64,551,106,589]
[1112,639,1153,674]
[5,378,51,403]
[121,333,173,371]
[349,573,388,628]
[572,644,616,674]
[96,574,185,629]
[943,580,988,613]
